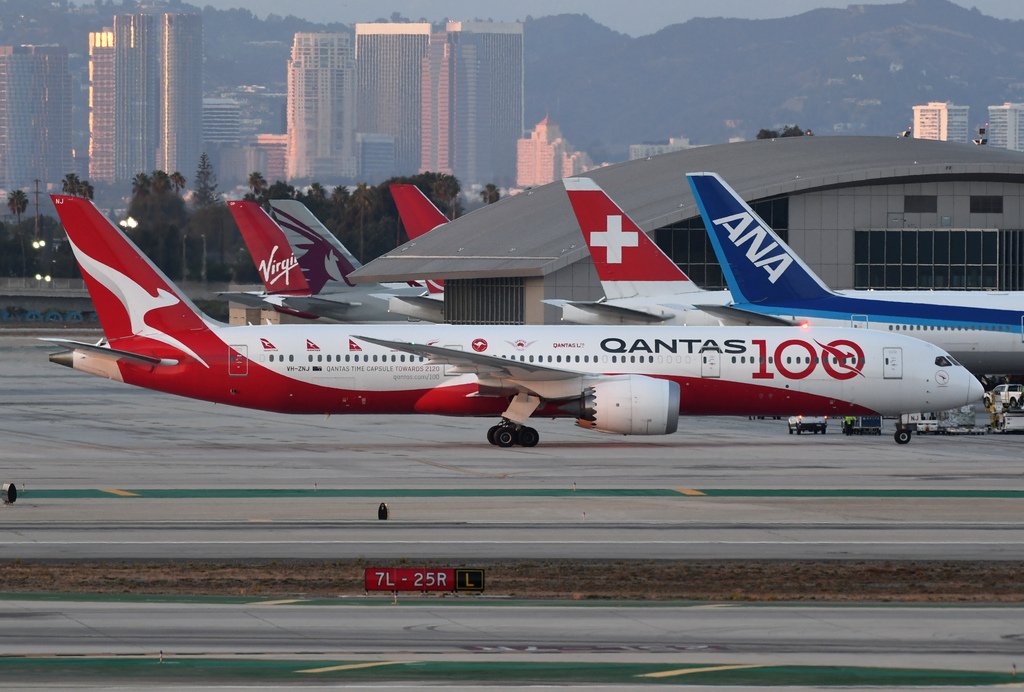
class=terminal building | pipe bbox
[351,136,1024,324]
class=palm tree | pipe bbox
[431,173,461,220]
[247,171,267,200]
[61,173,81,196]
[7,189,28,224]
[131,172,152,199]
[151,170,172,195]
[307,182,327,202]
[79,179,95,200]
[170,171,187,194]
[350,182,375,262]
[479,183,500,205]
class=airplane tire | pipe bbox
[486,425,501,446]
[518,426,539,447]
[495,428,517,448]
[894,429,912,445]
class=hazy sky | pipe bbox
[200,0,1024,36]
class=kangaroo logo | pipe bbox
[258,245,299,287]
[68,237,209,367]
[712,212,793,284]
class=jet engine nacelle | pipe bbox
[574,375,680,435]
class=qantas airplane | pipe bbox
[44,195,980,446]
[550,178,779,327]
[688,172,1024,375]
[222,199,431,322]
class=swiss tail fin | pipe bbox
[390,184,448,239]
[687,172,834,304]
[226,201,310,295]
[563,177,700,300]
[269,199,361,292]
[389,184,446,294]
[50,195,215,363]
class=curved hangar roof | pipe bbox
[350,135,1024,283]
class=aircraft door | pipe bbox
[882,347,903,379]
[228,345,248,376]
[701,351,721,378]
[851,314,868,329]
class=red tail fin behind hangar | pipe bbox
[390,184,446,294]
[226,200,310,294]
[562,177,702,299]
[50,195,214,362]
[390,184,449,240]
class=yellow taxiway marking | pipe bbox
[298,661,416,674]
[249,599,303,606]
[640,664,763,678]
[99,488,138,497]
[675,488,705,496]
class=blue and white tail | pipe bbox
[687,172,834,304]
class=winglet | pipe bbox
[687,172,834,304]
[562,177,699,300]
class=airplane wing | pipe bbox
[556,300,672,324]
[692,304,796,327]
[217,291,279,309]
[40,338,178,366]
[352,335,582,382]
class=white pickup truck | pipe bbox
[985,384,1023,409]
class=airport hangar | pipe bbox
[351,135,1024,324]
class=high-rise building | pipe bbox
[356,23,430,176]
[88,29,115,183]
[251,133,288,183]
[203,98,241,147]
[515,116,592,188]
[113,12,159,182]
[987,103,1024,152]
[0,45,72,189]
[912,102,969,143]
[286,32,356,181]
[356,132,396,183]
[158,12,203,176]
[421,22,523,186]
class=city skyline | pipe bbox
[198,0,1024,37]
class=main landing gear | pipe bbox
[486,421,540,448]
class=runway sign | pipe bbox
[364,568,484,592]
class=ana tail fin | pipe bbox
[50,195,214,363]
[562,177,699,300]
[687,172,834,304]
[226,200,310,294]
[268,198,360,291]
[390,184,448,239]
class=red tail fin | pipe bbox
[226,200,310,294]
[390,184,448,239]
[51,195,213,360]
[563,177,700,299]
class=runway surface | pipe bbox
[0,596,1020,686]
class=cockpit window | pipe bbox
[935,356,954,367]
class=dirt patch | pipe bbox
[2,560,1023,602]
